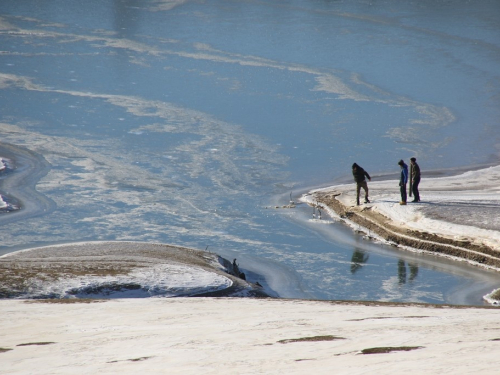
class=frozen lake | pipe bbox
[1,0,500,304]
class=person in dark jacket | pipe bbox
[398,159,408,205]
[352,163,371,206]
[409,157,421,202]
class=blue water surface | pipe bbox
[1,0,500,305]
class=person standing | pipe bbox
[398,159,408,205]
[409,157,421,202]
[352,163,371,206]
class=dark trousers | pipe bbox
[400,183,407,203]
[412,177,420,201]
[356,181,369,204]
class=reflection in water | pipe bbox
[350,250,420,287]
[398,259,419,285]
[398,259,407,285]
[113,0,141,38]
[350,249,369,274]
[409,263,419,282]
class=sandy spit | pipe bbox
[0,241,268,299]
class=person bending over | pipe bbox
[352,163,371,206]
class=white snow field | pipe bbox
[1,298,500,375]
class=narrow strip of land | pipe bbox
[313,190,500,269]
[304,166,500,273]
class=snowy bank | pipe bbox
[0,242,267,299]
[1,298,500,375]
[302,165,500,304]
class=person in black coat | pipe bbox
[352,163,371,206]
[409,157,421,202]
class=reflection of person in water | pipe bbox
[409,263,419,281]
[350,249,369,274]
[398,259,407,284]
[397,259,419,284]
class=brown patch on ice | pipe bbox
[489,289,500,300]
[314,192,500,270]
[278,335,346,344]
[108,356,154,363]
[17,342,55,347]
[348,315,429,321]
[360,346,423,355]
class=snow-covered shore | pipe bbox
[304,165,500,249]
[2,298,500,375]
[302,164,500,305]
[1,240,499,374]
[2,163,500,373]
[0,242,267,299]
